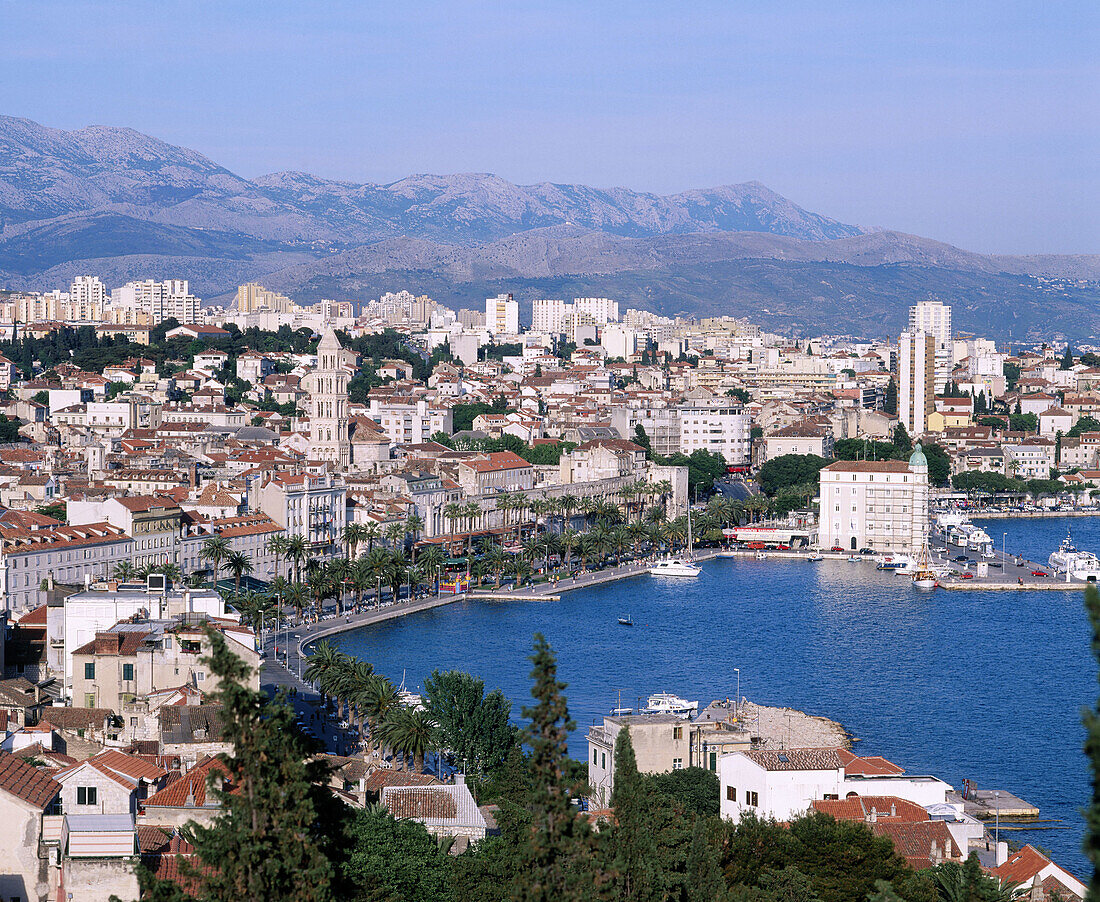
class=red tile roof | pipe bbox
[143,757,228,809]
[837,749,905,776]
[812,795,927,823]
[872,820,960,870]
[0,750,61,808]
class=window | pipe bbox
[672,758,683,770]
[76,786,97,805]
[673,726,683,740]
[83,694,95,709]
[84,662,95,679]
[601,753,606,769]
[746,791,759,806]
[593,749,598,765]
[726,786,736,802]
[122,663,134,681]
[709,751,717,771]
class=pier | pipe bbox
[948,788,1040,821]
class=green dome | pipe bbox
[909,442,928,469]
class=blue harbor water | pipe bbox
[334,515,1100,874]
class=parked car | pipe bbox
[831,545,844,553]
[952,555,969,563]
[1031,570,1049,578]
[859,547,875,555]
[960,572,974,579]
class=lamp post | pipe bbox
[1002,532,1007,565]
[994,790,1000,846]
[734,668,740,721]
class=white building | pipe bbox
[601,324,639,359]
[678,399,752,466]
[818,447,930,554]
[531,299,571,335]
[899,331,935,436]
[109,280,199,326]
[485,293,519,336]
[367,398,452,445]
[574,297,619,324]
[718,747,950,825]
[909,301,953,394]
[69,275,107,321]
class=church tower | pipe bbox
[309,327,350,469]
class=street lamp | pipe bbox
[1002,532,1007,564]
[993,790,1000,846]
[734,668,740,721]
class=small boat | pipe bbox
[644,692,699,718]
[754,551,768,560]
[912,542,938,589]
[617,615,634,626]
[806,550,824,562]
[846,555,860,562]
[876,554,914,571]
[649,558,701,577]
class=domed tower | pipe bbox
[908,443,930,553]
[308,327,350,470]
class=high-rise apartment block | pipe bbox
[899,331,935,436]
[531,299,571,334]
[236,282,293,314]
[110,279,199,326]
[485,293,519,336]
[908,301,953,393]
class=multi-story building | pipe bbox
[67,497,184,571]
[1003,437,1056,479]
[68,275,107,321]
[574,297,619,324]
[70,617,260,710]
[367,398,452,445]
[899,331,935,436]
[235,282,292,314]
[818,448,930,554]
[109,279,199,326]
[678,399,752,466]
[909,301,953,394]
[485,293,519,336]
[610,406,681,458]
[531,299,571,334]
[253,472,346,556]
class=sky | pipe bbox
[1,0,1097,254]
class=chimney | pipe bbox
[868,806,877,823]
[890,803,896,817]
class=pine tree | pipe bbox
[606,727,663,902]
[884,378,898,415]
[1084,583,1100,901]
[1063,344,1075,370]
[892,423,911,454]
[684,816,726,902]
[143,628,343,902]
[514,633,594,902]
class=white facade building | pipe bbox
[574,297,619,324]
[485,293,519,336]
[531,299,571,335]
[678,400,752,466]
[909,301,953,394]
[899,331,935,436]
[818,448,930,554]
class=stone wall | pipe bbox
[63,856,140,902]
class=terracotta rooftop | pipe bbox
[873,820,961,870]
[812,795,926,823]
[0,750,61,808]
[823,460,912,473]
[383,786,458,819]
[741,748,844,771]
[363,768,441,794]
[143,757,228,809]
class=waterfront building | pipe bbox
[899,331,935,436]
[307,327,351,470]
[253,472,346,558]
[718,747,950,825]
[678,396,752,466]
[818,446,930,554]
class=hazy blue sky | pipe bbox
[2,1,1097,253]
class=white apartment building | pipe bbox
[110,279,199,326]
[253,472,346,556]
[909,301,953,394]
[899,331,935,436]
[678,400,752,466]
[574,297,619,324]
[818,448,930,554]
[68,276,107,321]
[531,299,571,334]
[367,398,452,445]
[1004,438,1056,479]
[485,293,519,336]
[718,748,950,825]
[601,324,639,359]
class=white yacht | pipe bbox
[648,558,701,578]
[1049,531,1100,581]
[644,693,699,718]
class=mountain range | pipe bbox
[1,114,1098,339]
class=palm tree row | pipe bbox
[304,641,433,771]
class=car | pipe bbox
[1031,570,1049,577]
[960,572,974,579]
[952,555,969,563]
[1016,560,1027,567]
[859,548,875,555]
[831,546,844,553]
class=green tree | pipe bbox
[1062,344,1075,370]
[758,454,829,496]
[1070,416,1100,438]
[341,805,455,902]
[684,815,726,902]
[633,424,652,455]
[892,422,912,454]
[606,727,664,902]
[647,767,720,818]
[423,669,518,781]
[884,378,898,415]
[513,634,593,902]
[140,629,342,902]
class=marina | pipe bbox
[331,514,1099,875]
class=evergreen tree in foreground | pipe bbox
[607,727,664,902]
[514,633,594,902]
[141,628,342,902]
[1085,582,1100,901]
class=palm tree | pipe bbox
[443,502,464,539]
[495,492,515,537]
[342,523,367,560]
[463,502,481,552]
[147,561,182,582]
[359,674,400,757]
[284,581,308,623]
[285,534,309,584]
[365,548,391,608]
[349,558,372,611]
[387,553,408,602]
[419,545,445,593]
[306,564,331,621]
[344,659,376,735]
[362,522,382,553]
[303,640,348,709]
[559,494,578,531]
[112,560,137,581]
[559,529,580,572]
[405,512,424,559]
[406,564,426,599]
[381,706,434,772]
[224,550,253,598]
[385,521,406,552]
[199,536,231,588]
[266,534,290,581]
[327,557,351,612]
[486,545,508,586]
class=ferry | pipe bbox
[1048,530,1100,581]
[877,554,915,572]
[644,693,699,718]
[934,511,994,556]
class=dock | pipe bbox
[948,789,1040,820]
[465,592,560,601]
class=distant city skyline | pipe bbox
[1,1,1097,254]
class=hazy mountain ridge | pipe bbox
[1,114,1099,339]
